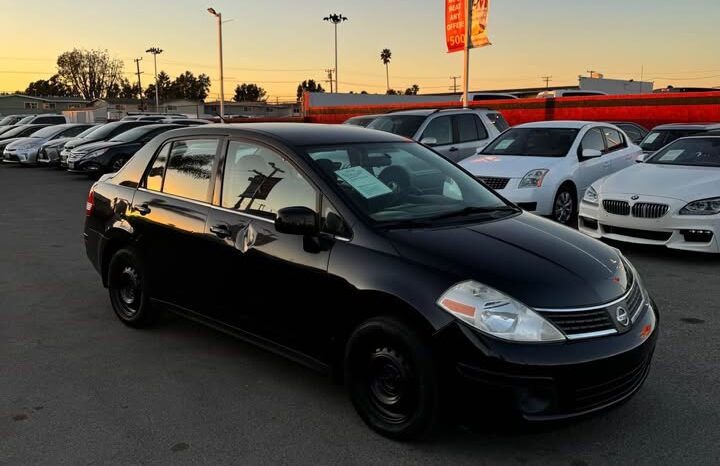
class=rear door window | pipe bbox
[579,128,607,159]
[454,114,480,143]
[420,116,452,145]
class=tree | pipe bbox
[25,74,73,97]
[296,79,325,101]
[106,78,141,99]
[144,71,173,102]
[233,83,267,102]
[380,48,392,93]
[404,84,420,95]
[56,49,124,99]
[170,71,211,100]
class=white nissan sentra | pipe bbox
[580,136,720,253]
[460,121,642,224]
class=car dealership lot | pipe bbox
[1,166,719,465]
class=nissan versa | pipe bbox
[84,124,658,439]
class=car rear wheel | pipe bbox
[345,316,439,440]
[108,248,156,328]
[552,187,576,225]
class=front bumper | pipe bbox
[479,178,555,215]
[3,147,40,164]
[579,198,720,253]
[435,301,658,420]
[38,146,61,165]
[67,155,108,174]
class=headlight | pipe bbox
[583,186,599,205]
[679,197,720,216]
[519,169,549,188]
[437,281,565,342]
[82,148,109,159]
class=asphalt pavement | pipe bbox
[1,165,719,466]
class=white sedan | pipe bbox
[460,121,642,224]
[579,136,720,253]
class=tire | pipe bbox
[552,186,576,225]
[110,157,127,172]
[345,316,439,440]
[107,248,156,328]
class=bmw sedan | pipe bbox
[460,121,642,224]
[85,124,658,439]
[580,135,720,253]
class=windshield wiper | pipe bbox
[376,218,434,229]
[428,205,519,221]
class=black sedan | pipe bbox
[67,124,182,175]
[60,121,153,168]
[84,124,658,439]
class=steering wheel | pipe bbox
[378,166,418,197]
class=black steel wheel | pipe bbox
[345,316,439,440]
[108,248,156,327]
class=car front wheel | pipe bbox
[108,248,156,327]
[345,316,439,440]
[552,187,576,225]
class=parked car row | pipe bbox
[344,111,720,253]
[1,114,210,176]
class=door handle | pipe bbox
[210,223,231,238]
[448,146,459,152]
[132,204,151,215]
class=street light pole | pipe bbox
[323,13,347,93]
[145,47,163,112]
[208,8,225,121]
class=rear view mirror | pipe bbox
[275,206,319,236]
[420,137,438,146]
[582,149,603,158]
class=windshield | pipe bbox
[367,115,426,138]
[77,125,102,138]
[640,129,703,152]
[646,138,720,167]
[1,126,41,138]
[482,127,578,157]
[0,116,22,126]
[110,125,164,143]
[16,116,34,124]
[83,122,128,139]
[28,125,64,138]
[305,142,514,227]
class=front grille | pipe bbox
[603,200,630,216]
[632,202,669,219]
[539,309,615,335]
[571,357,651,412]
[603,225,672,242]
[478,177,510,190]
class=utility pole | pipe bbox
[133,58,144,109]
[323,13,348,93]
[325,68,335,93]
[587,69,596,78]
[208,8,226,121]
[541,75,552,89]
[450,76,460,93]
[145,47,163,112]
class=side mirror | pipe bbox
[636,152,648,163]
[582,149,603,158]
[275,206,319,236]
[420,137,438,146]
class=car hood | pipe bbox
[0,138,24,149]
[595,163,720,202]
[385,213,629,308]
[43,137,75,149]
[460,154,566,177]
[65,136,104,150]
[6,137,41,149]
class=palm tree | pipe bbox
[380,49,392,93]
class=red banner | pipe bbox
[445,0,465,53]
[446,0,491,53]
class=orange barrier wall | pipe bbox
[304,92,720,129]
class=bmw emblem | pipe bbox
[616,307,630,327]
[631,195,640,201]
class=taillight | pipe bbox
[86,189,95,216]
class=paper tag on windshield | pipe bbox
[494,139,514,150]
[336,166,393,199]
[660,149,684,161]
[644,133,660,144]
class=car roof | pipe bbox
[516,120,596,129]
[162,123,410,145]
[378,108,490,117]
[651,122,720,131]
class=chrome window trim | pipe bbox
[536,280,636,313]
[137,187,211,208]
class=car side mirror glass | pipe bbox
[636,153,648,163]
[275,206,319,236]
[420,137,438,146]
[582,148,603,158]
